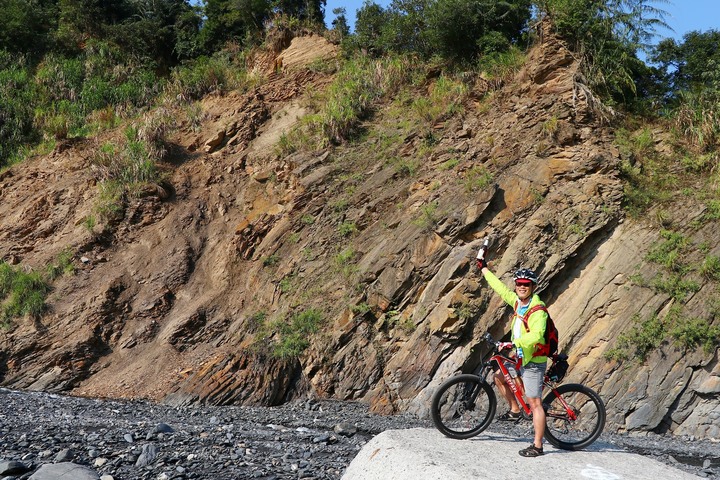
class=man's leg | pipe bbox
[518,362,547,457]
[527,396,545,448]
[494,371,521,413]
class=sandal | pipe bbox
[519,444,544,457]
[498,410,522,421]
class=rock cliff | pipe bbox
[0,28,717,440]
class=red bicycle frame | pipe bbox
[490,349,533,415]
[489,348,576,420]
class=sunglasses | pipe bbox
[515,280,533,287]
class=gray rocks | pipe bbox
[0,388,424,480]
[0,387,717,479]
[134,443,158,467]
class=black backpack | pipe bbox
[518,304,559,358]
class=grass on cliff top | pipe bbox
[275,47,523,157]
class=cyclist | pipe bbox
[477,259,548,458]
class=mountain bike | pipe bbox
[430,332,606,450]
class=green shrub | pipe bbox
[333,247,358,279]
[464,165,493,192]
[413,201,441,230]
[262,254,280,267]
[0,261,52,325]
[646,230,689,271]
[0,60,38,167]
[262,309,325,359]
[605,313,666,362]
[651,273,700,302]
[476,46,525,83]
[606,304,720,362]
[440,158,460,170]
[337,221,358,237]
[701,255,720,281]
[46,248,75,280]
[705,200,720,220]
[616,128,676,217]
[411,75,468,124]
[670,317,720,354]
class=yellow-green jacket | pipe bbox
[483,269,548,366]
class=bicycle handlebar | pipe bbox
[482,332,504,350]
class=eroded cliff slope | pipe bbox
[0,29,717,440]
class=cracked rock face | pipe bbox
[0,29,717,442]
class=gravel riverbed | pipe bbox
[0,387,718,479]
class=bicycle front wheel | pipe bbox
[543,383,606,450]
[430,374,496,439]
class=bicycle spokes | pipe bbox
[431,375,497,440]
[543,383,606,450]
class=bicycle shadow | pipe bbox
[466,430,623,456]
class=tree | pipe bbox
[0,0,58,57]
[199,0,273,52]
[330,7,350,39]
[107,0,201,70]
[272,0,326,23]
[424,0,531,61]
[652,30,720,93]
[651,30,720,151]
[352,1,390,55]
[352,0,531,62]
[55,0,135,54]
[538,0,670,102]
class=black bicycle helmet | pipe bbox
[513,268,538,284]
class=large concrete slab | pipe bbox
[342,428,700,480]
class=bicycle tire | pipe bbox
[430,374,496,439]
[543,383,606,450]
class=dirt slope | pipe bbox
[0,29,718,441]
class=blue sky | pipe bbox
[324,0,720,43]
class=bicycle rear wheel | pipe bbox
[430,374,496,439]
[543,383,606,450]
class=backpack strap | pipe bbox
[518,304,548,332]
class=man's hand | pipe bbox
[476,258,487,270]
[497,342,514,351]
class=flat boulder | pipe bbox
[29,462,99,480]
[341,428,701,480]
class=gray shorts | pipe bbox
[521,361,547,398]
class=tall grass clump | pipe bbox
[2,41,162,167]
[0,54,38,168]
[411,75,468,124]
[0,261,51,326]
[90,114,174,221]
[673,89,720,154]
[319,55,413,144]
[256,308,325,359]
[166,49,251,103]
[476,46,526,85]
